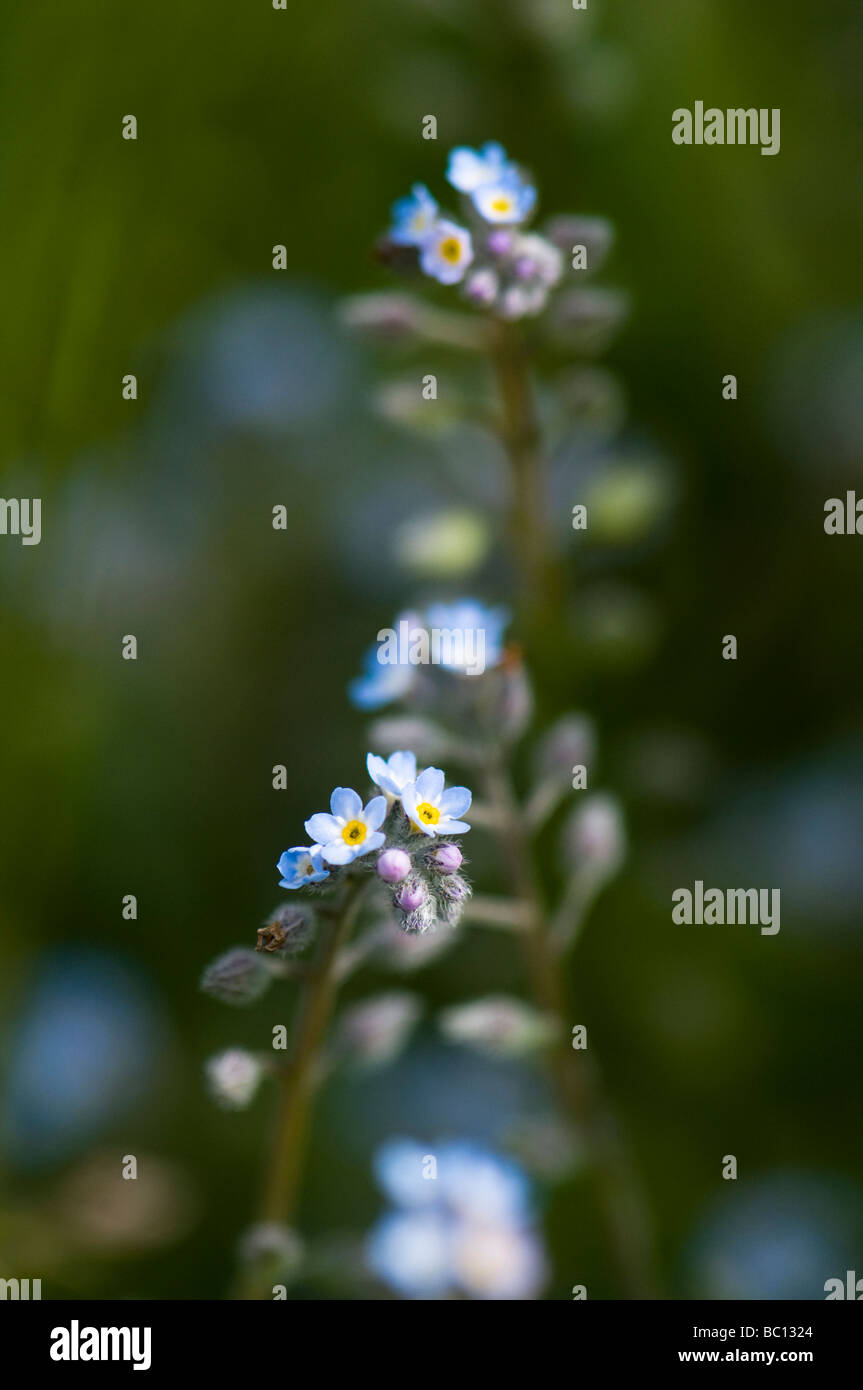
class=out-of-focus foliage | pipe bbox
[1,0,862,1298]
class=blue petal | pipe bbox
[331,786,363,821]
[364,795,388,831]
[305,812,340,843]
[439,786,472,818]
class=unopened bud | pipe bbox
[378,848,412,884]
[367,715,451,763]
[238,1222,303,1280]
[543,215,615,274]
[396,878,426,913]
[439,995,558,1058]
[431,843,463,874]
[336,992,422,1069]
[201,948,272,1007]
[205,1049,263,1110]
[402,900,439,935]
[377,917,456,969]
[257,903,315,955]
[563,793,626,880]
[486,229,515,257]
[439,873,471,926]
[585,459,672,545]
[534,715,596,783]
[339,291,420,342]
[464,267,499,306]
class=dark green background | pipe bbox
[1,0,861,1298]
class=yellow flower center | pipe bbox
[341,819,367,845]
[416,802,441,826]
[440,237,462,263]
[491,196,512,213]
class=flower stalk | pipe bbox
[482,753,658,1298]
[483,306,660,1298]
[236,872,366,1299]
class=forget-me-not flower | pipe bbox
[447,142,512,194]
[305,787,388,866]
[367,750,418,799]
[419,220,474,285]
[424,598,510,672]
[349,609,422,711]
[366,1138,547,1300]
[471,172,536,225]
[277,845,330,890]
[401,766,472,837]
[390,183,439,247]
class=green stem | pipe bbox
[485,757,659,1299]
[487,315,659,1294]
[236,872,366,1298]
[488,319,564,631]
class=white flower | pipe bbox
[305,787,387,866]
[367,749,417,799]
[401,767,472,837]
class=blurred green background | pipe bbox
[1,0,862,1298]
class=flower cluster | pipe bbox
[276,750,472,934]
[386,143,563,319]
[366,1138,548,1300]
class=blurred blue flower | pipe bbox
[472,173,536,226]
[176,287,358,435]
[419,220,474,286]
[685,1172,863,1300]
[424,598,510,671]
[349,610,420,710]
[389,183,439,247]
[367,1138,547,1299]
[2,949,164,1169]
[447,142,511,193]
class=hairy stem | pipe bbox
[236,872,366,1298]
[485,758,658,1299]
[488,319,563,630]
[487,325,659,1297]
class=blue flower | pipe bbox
[389,183,439,247]
[348,649,413,711]
[447,142,512,194]
[277,845,330,890]
[349,610,420,711]
[305,787,388,866]
[401,766,472,837]
[423,598,510,672]
[367,750,418,798]
[366,1138,547,1300]
[471,172,536,225]
[419,220,474,286]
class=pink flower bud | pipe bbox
[487,230,514,257]
[396,880,426,913]
[432,843,462,874]
[377,849,412,884]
